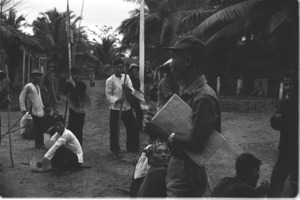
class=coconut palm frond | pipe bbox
[191,0,260,38]
[182,8,219,25]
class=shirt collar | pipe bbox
[184,75,207,95]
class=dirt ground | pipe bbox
[0,79,291,197]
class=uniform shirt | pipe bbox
[44,129,83,163]
[211,176,257,197]
[19,83,44,117]
[105,74,134,111]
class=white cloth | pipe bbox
[44,129,83,163]
[105,74,134,111]
[19,83,44,117]
[19,112,32,135]
[133,152,150,179]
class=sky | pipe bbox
[17,0,138,35]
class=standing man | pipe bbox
[105,58,140,155]
[268,71,298,197]
[145,36,221,197]
[128,63,144,131]
[42,63,59,110]
[62,67,87,147]
[19,69,45,148]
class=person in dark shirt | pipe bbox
[212,152,268,197]
[62,67,87,146]
[128,63,144,131]
[137,141,171,197]
[268,71,298,197]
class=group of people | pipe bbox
[9,34,298,197]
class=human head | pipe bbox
[0,69,6,81]
[165,36,206,81]
[113,58,124,77]
[52,115,65,135]
[31,69,43,84]
[71,67,81,83]
[235,153,262,187]
[143,141,171,167]
[129,63,139,76]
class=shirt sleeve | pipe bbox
[19,85,29,112]
[44,134,67,160]
[105,78,118,104]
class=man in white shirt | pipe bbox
[37,115,83,171]
[105,58,140,155]
[19,69,45,148]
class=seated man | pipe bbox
[137,141,171,197]
[36,116,83,171]
[212,152,269,197]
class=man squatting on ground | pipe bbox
[62,67,87,146]
[19,69,45,149]
[105,58,140,155]
[145,36,221,197]
[37,115,83,171]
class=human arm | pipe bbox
[43,133,67,161]
[19,85,29,114]
[36,157,50,168]
[105,78,118,104]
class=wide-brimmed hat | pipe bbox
[30,156,52,172]
[129,63,139,71]
[164,36,206,56]
[31,69,43,76]
[0,69,6,79]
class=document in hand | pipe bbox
[151,94,226,166]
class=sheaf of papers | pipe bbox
[152,94,226,166]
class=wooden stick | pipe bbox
[5,65,14,168]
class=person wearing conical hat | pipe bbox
[19,69,45,149]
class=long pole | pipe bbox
[117,71,127,149]
[139,0,145,98]
[5,65,14,168]
[64,0,72,123]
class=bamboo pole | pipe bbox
[5,65,14,168]
[139,0,145,96]
[22,49,26,87]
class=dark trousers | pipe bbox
[130,97,144,131]
[32,115,45,146]
[67,108,85,146]
[269,146,298,197]
[51,145,80,170]
[109,109,139,153]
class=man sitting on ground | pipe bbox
[212,152,269,197]
[137,141,171,197]
[36,116,83,171]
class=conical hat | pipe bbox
[30,156,52,172]
[68,94,91,113]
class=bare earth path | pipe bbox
[0,79,285,197]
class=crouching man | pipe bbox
[36,115,83,171]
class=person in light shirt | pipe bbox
[105,58,140,155]
[19,69,45,148]
[37,115,83,171]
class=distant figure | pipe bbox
[42,63,59,110]
[137,141,171,197]
[128,63,144,131]
[19,69,45,149]
[36,116,83,172]
[89,71,95,87]
[105,58,139,155]
[157,59,178,110]
[212,152,269,197]
[268,71,298,197]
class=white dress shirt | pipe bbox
[105,74,134,111]
[19,83,44,117]
[44,129,83,163]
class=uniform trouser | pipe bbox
[51,145,80,170]
[130,97,144,131]
[109,109,139,153]
[269,146,298,197]
[67,108,85,146]
[166,156,208,197]
[32,115,45,146]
